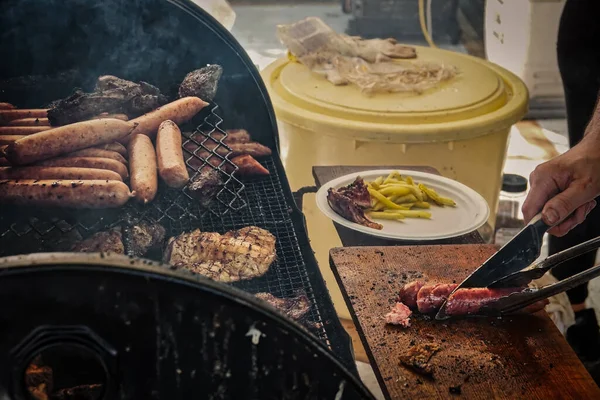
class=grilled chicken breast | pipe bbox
[164,226,276,282]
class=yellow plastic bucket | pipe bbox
[261,46,528,318]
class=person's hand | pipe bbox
[522,133,600,236]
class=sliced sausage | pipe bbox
[5,118,137,165]
[0,126,52,135]
[94,142,127,157]
[156,120,189,188]
[0,109,48,124]
[7,118,51,126]
[65,148,127,165]
[36,157,129,179]
[128,134,157,203]
[128,96,209,140]
[0,166,123,181]
[0,179,132,208]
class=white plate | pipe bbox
[316,169,490,241]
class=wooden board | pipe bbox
[330,245,600,399]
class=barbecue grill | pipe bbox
[0,0,372,398]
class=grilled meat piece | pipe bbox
[179,65,223,101]
[337,177,371,208]
[71,229,124,254]
[255,292,311,321]
[47,75,167,126]
[416,283,457,314]
[327,188,382,230]
[187,168,224,208]
[398,280,424,310]
[400,343,440,376]
[385,302,412,327]
[123,221,166,257]
[52,384,103,400]
[164,226,276,282]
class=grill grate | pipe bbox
[0,156,330,345]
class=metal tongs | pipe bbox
[436,213,600,319]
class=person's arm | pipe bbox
[522,103,600,236]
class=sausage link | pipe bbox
[7,118,51,126]
[0,179,132,208]
[92,113,129,121]
[0,135,26,145]
[128,134,157,203]
[94,142,127,157]
[65,148,127,165]
[5,118,137,165]
[0,109,48,124]
[0,103,16,110]
[36,157,129,179]
[156,120,189,188]
[0,126,52,135]
[0,167,123,181]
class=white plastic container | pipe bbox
[485,0,565,104]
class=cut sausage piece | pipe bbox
[0,126,52,135]
[0,167,123,181]
[156,120,189,188]
[128,134,158,203]
[128,96,208,140]
[416,284,457,314]
[0,103,16,110]
[5,118,136,165]
[36,157,129,179]
[94,142,127,157]
[0,179,132,208]
[7,118,50,126]
[0,135,26,145]
[0,109,48,124]
[64,148,127,165]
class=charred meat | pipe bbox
[337,177,371,208]
[47,75,168,126]
[327,188,382,230]
[123,221,166,257]
[187,168,224,208]
[385,302,412,327]
[255,292,311,321]
[164,226,276,282]
[70,229,124,254]
[400,343,440,376]
[179,65,223,101]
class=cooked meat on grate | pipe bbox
[255,292,311,321]
[164,226,277,282]
[71,229,124,254]
[187,168,224,208]
[327,188,382,230]
[179,64,223,101]
[47,75,168,126]
[123,221,166,257]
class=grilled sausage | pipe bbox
[0,135,26,145]
[0,109,48,124]
[0,166,123,181]
[5,119,137,165]
[92,113,129,121]
[7,118,50,126]
[0,103,15,110]
[65,148,127,165]
[0,179,132,208]
[128,96,209,140]
[128,134,157,203]
[0,126,52,135]
[156,120,189,188]
[36,157,129,179]
[94,142,127,157]
[183,141,272,159]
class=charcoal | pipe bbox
[178,65,223,101]
[188,168,224,208]
[47,75,168,126]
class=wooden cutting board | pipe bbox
[329,245,600,399]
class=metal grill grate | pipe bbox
[0,156,330,345]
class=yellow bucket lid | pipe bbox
[262,46,529,143]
